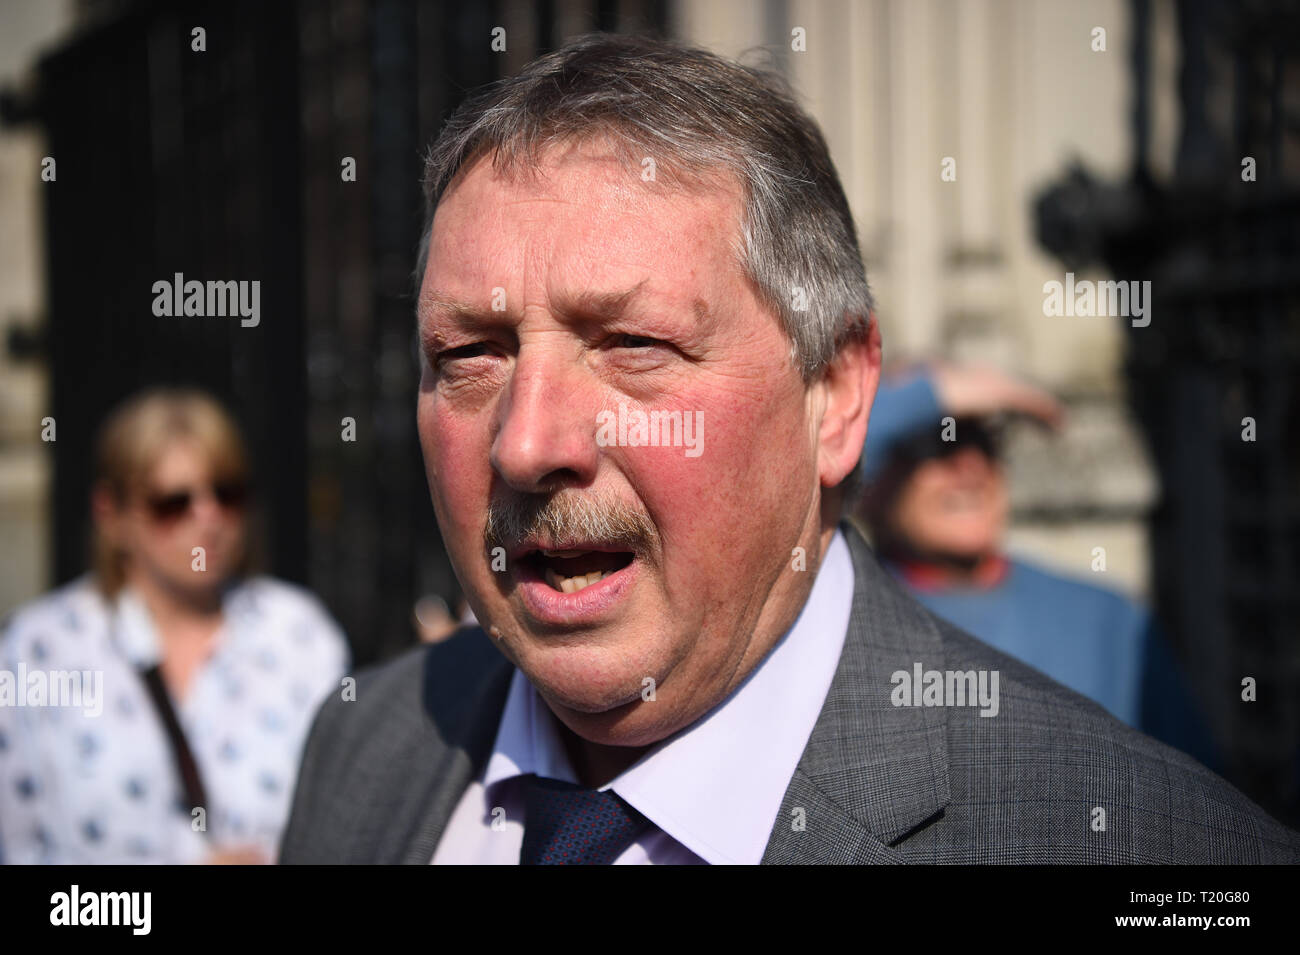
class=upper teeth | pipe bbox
[542,549,586,558]
[544,568,609,594]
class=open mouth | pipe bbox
[518,548,636,594]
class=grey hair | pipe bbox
[413,32,873,381]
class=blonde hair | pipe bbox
[91,388,257,599]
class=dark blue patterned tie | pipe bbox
[519,774,651,865]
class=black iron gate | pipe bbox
[17,0,667,666]
[1037,0,1300,824]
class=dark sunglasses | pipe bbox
[896,418,1003,465]
[144,479,249,522]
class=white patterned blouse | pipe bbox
[0,574,349,863]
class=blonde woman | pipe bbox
[0,389,348,863]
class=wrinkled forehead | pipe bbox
[429,139,746,255]
[421,142,753,316]
[435,133,745,218]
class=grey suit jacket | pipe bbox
[280,523,1300,863]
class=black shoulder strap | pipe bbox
[137,663,212,837]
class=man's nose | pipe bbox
[490,348,599,492]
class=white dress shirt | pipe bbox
[432,530,853,864]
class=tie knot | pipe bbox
[519,775,650,865]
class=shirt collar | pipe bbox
[482,663,580,788]
[108,580,244,668]
[110,586,164,667]
[482,529,855,864]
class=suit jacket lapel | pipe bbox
[395,631,514,864]
[762,523,951,863]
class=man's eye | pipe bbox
[612,334,663,349]
[438,343,492,362]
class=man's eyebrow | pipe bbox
[419,280,654,323]
[556,279,651,320]
[417,290,481,321]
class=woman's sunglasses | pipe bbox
[143,479,249,523]
[896,418,1004,465]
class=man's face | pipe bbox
[416,141,838,747]
[890,446,1008,560]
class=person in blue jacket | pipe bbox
[855,363,1219,768]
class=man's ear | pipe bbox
[817,315,881,488]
